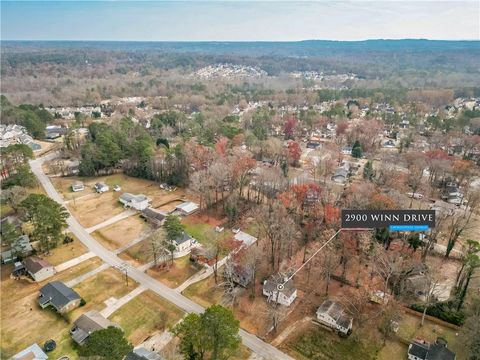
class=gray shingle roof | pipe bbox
[39,281,81,309]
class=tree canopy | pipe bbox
[78,327,133,360]
[172,305,241,360]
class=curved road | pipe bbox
[30,154,294,360]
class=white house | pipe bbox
[174,232,195,253]
[12,343,48,360]
[341,146,352,155]
[119,193,150,211]
[263,274,297,307]
[316,299,353,335]
[94,182,109,193]
[23,257,56,282]
[175,201,199,216]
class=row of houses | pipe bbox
[0,124,41,150]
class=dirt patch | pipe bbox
[118,238,154,267]
[67,191,124,228]
[92,215,150,251]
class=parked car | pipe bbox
[406,192,423,199]
[113,185,121,192]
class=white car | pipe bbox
[406,192,423,199]
[113,185,121,192]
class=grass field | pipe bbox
[147,255,201,288]
[182,275,224,308]
[110,290,185,345]
[42,233,88,266]
[92,215,150,251]
[118,238,153,266]
[69,268,137,321]
[282,323,380,360]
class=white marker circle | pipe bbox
[277,284,285,291]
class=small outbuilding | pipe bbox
[94,182,109,193]
[141,207,167,226]
[23,257,56,282]
[175,201,199,216]
[71,181,85,192]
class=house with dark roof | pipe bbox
[332,167,349,184]
[316,299,353,335]
[38,281,82,314]
[141,207,167,226]
[70,310,120,346]
[263,274,297,306]
[23,257,56,282]
[224,262,253,287]
[408,338,456,360]
[173,232,194,253]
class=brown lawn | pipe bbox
[0,257,103,358]
[68,267,138,322]
[41,233,88,266]
[118,238,154,267]
[147,255,201,288]
[92,215,150,251]
[110,290,185,345]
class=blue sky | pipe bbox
[1,1,479,41]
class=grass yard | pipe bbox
[52,257,104,283]
[0,257,102,358]
[42,233,88,266]
[69,267,138,322]
[147,255,201,288]
[110,290,185,345]
[182,222,214,246]
[282,323,379,360]
[66,191,124,228]
[118,238,153,266]
[394,311,464,359]
[92,215,150,251]
[182,275,224,308]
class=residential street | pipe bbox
[30,154,294,360]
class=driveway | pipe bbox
[30,156,294,360]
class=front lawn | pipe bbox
[147,255,201,288]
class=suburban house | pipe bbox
[125,347,164,360]
[141,207,167,226]
[408,338,456,360]
[263,274,297,306]
[11,343,48,360]
[341,146,353,155]
[70,310,120,345]
[175,201,199,216]
[119,193,150,211]
[38,281,82,314]
[383,139,396,148]
[224,262,253,287]
[233,231,257,249]
[23,257,56,282]
[332,167,349,184]
[316,299,353,335]
[0,235,33,264]
[71,181,85,192]
[174,232,195,253]
[94,182,109,193]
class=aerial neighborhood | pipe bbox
[1,13,480,360]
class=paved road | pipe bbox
[30,155,294,360]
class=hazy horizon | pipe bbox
[2,1,479,42]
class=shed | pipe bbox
[175,201,199,215]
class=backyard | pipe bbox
[147,255,201,288]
